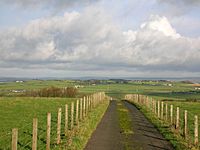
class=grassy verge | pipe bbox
[61,100,109,150]
[116,101,133,150]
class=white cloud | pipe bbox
[140,15,180,38]
[0,7,200,76]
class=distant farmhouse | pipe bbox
[15,80,24,83]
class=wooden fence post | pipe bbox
[151,99,153,113]
[184,110,188,139]
[83,97,86,119]
[65,104,68,135]
[80,98,83,121]
[94,94,97,107]
[71,102,74,130]
[146,96,149,108]
[12,128,18,150]
[176,107,179,131]
[87,98,89,113]
[194,115,198,145]
[85,97,88,117]
[32,118,38,150]
[46,113,51,150]
[165,103,168,122]
[151,99,154,113]
[161,102,164,120]
[170,105,173,125]
[89,97,91,111]
[57,108,62,144]
[158,101,160,118]
[76,100,79,126]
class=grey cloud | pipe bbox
[0,8,200,74]
[157,0,200,15]
[0,0,100,9]
[158,0,200,6]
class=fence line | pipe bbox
[0,92,107,150]
[125,94,199,149]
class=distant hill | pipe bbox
[0,77,200,83]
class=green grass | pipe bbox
[147,90,200,100]
[164,101,200,116]
[0,96,109,150]
[0,80,198,100]
[1,79,200,149]
[0,80,76,90]
[117,102,133,135]
[80,81,196,100]
[0,97,75,149]
[164,100,200,146]
[116,101,133,150]
[0,97,75,132]
[0,80,78,96]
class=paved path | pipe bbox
[84,100,174,150]
[84,101,124,150]
[123,101,174,150]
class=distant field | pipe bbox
[0,80,77,96]
[81,81,199,100]
[1,80,200,100]
[0,80,75,90]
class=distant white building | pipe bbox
[11,90,25,93]
[168,84,173,87]
[16,80,24,83]
[163,83,173,87]
[74,85,84,88]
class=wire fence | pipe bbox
[125,94,199,150]
[0,92,106,150]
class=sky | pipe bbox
[0,0,200,78]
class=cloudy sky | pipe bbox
[0,0,200,78]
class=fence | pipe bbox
[1,92,106,150]
[125,94,199,149]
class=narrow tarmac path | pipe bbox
[84,100,124,150]
[123,101,174,150]
[84,100,174,150]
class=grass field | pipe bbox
[165,100,200,145]
[1,80,198,98]
[0,97,75,149]
[0,96,109,149]
[1,79,200,149]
